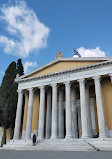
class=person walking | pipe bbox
[32,134,36,146]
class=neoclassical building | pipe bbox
[12,53,112,143]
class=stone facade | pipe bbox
[5,57,112,143]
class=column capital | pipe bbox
[58,85,64,91]
[85,82,90,88]
[17,89,23,94]
[51,83,57,88]
[71,84,76,90]
[92,75,101,81]
[36,89,40,94]
[25,93,28,99]
[28,88,34,94]
[38,85,45,90]
[64,81,71,86]
[46,88,52,93]
[77,78,85,83]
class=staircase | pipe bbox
[3,139,96,151]
[85,138,112,151]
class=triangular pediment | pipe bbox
[19,57,112,80]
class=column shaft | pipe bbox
[90,98,97,136]
[85,85,93,138]
[22,93,28,139]
[78,79,89,138]
[38,86,45,139]
[65,81,72,139]
[71,88,78,138]
[51,84,57,139]
[13,90,23,139]
[25,88,34,140]
[93,76,107,138]
[45,90,51,139]
[58,89,64,138]
[77,104,82,138]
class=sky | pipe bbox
[0,0,112,85]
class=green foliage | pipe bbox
[0,62,17,129]
[16,59,24,76]
[0,59,24,143]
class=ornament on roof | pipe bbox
[55,50,63,59]
[73,48,81,58]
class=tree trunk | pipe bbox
[2,127,6,145]
[10,127,14,140]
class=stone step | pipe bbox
[30,144,92,147]
[86,139,112,151]
[37,142,89,145]
[19,147,95,151]
[3,139,95,151]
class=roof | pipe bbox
[15,57,112,82]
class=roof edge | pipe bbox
[16,57,112,80]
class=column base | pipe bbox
[13,137,20,140]
[45,136,50,139]
[72,136,78,139]
[50,136,57,140]
[58,136,64,139]
[99,135,107,139]
[81,135,90,139]
[25,137,31,141]
[37,136,44,140]
[65,135,72,140]
[72,133,78,138]
[12,139,18,143]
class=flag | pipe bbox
[73,48,81,57]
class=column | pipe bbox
[58,88,64,138]
[109,74,112,83]
[93,76,107,138]
[85,84,93,138]
[78,79,89,138]
[38,86,45,139]
[71,87,78,138]
[31,91,40,137]
[22,92,28,139]
[45,89,51,139]
[90,98,97,136]
[25,88,34,140]
[51,83,58,139]
[13,89,23,139]
[77,102,82,138]
[65,81,72,139]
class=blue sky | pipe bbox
[0,0,112,85]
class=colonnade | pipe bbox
[13,75,110,140]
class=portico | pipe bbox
[13,58,112,141]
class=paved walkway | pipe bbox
[0,150,112,159]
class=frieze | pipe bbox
[51,74,71,81]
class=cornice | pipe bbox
[15,57,112,81]
[15,60,112,84]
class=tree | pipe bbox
[0,59,24,144]
[16,59,24,76]
[0,62,17,144]
[10,59,24,139]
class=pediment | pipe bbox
[20,57,111,80]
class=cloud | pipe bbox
[73,47,106,57]
[24,61,38,73]
[0,71,4,75]
[0,1,50,57]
